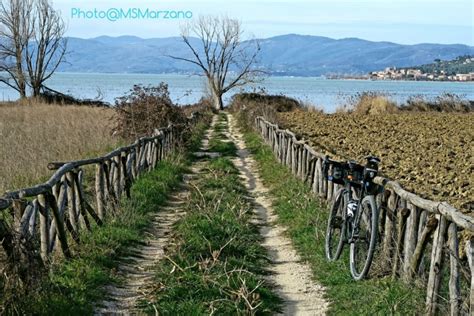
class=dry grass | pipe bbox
[0,103,121,194]
[337,92,399,114]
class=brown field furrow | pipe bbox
[278,110,474,213]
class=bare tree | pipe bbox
[26,0,67,97]
[0,0,33,99]
[0,0,66,99]
[171,16,261,111]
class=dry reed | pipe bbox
[0,103,121,194]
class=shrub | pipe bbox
[228,92,302,129]
[113,84,187,140]
[344,92,399,115]
[181,96,214,117]
[402,93,473,112]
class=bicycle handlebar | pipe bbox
[323,155,381,185]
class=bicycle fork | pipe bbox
[348,198,364,244]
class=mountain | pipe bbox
[59,34,474,76]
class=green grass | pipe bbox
[240,129,426,315]
[208,136,237,156]
[142,118,281,315]
[187,122,211,154]
[1,121,210,315]
[208,115,237,156]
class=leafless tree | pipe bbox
[26,0,67,97]
[171,16,261,111]
[0,0,33,99]
[0,0,66,99]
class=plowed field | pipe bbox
[278,110,473,213]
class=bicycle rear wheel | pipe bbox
[325,188,347,261]
[349,195,378,280]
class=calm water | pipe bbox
[1,73,473,112]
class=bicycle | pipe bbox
[323,155,381,280]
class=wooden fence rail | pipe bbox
[0,112,201,269]
[255,116,473,315]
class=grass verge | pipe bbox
[240,128,426,315]
[141,116,281,315]
[1,121,210,315]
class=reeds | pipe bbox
[0,102,121,194]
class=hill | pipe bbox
[408,55,474,75]
[60,34,474,76]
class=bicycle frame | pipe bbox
[324,156,380,243]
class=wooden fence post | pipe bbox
[37,194,50,263]
[403,202,419,280]
[286,135,292,167]
[291,143,297,175]
[466,238,474,315]
[408,215,438,280]
[48,180,67,252]
[447,223,460,316]
[46,193,71,259]
[327,165,334,202]
[28,199,38,237]
[392,204,409,278]
[426,215,448,315]
[312,158,320,194]
[382,191,396,264]
[75,170,92,231]
[66,172,79,236]
[95,163,106,220]
[113,155,122,200]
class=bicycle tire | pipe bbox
[325,188,347,261]
[349,195,378,280]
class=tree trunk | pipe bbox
[18,82,26,99]
[32,83,41,98]
[212,91,224,111]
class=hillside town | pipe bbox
[369,57,474,81]
[370,67,474,81]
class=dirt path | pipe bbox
[96,117,217,315]
[226,113,329,316]
[96,114,327,315]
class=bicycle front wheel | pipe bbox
[325,188,347,261]
[349,195,378,280]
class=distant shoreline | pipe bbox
[50,72,474,83]
[327,77,474,84]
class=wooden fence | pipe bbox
[255,116,473,315]
[0,113,201,269]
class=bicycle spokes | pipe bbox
[350,196,378,281]
[325,189,347,261]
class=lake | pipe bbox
[1,73,473,112]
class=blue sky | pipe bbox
[56,0,473,45]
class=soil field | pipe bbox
[278,110,473,213]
